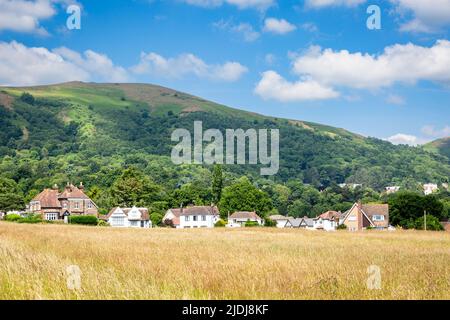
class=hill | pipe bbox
[0,82,449,205]
[424,137,450,161]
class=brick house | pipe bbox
[29,183,98,221]
[340,202,389,231]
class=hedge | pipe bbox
[69,215,98,226]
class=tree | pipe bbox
[219,176,272,218]
[150,212,163,226]
[414,215,444,231]
[0,178,24,212]
[211,164,223,204]
[110,167,163,207]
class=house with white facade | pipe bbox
[313,211,341,231]
[106,206,151,228]
[269,215,290,228]
[423,183,438,195]
[171,206,220,229]
[385,186,400,194]
[227,211,263,227]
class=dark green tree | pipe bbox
[211,164,223,204]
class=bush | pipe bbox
[17,214,43,224]
[245,221,260,227]
[414,215,444,231]
[97,220,109,227]
[337,224,347,230]
[264,218,276,227]
[20,92,35,105]
[4,214,21,222]
[214,219,227,227]
[69,215,98,226]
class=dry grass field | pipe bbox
[0,222,449,300]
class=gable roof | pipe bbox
[316,211,340,221]
[178,206,220,216]
[269,215,289,221]
[59,184,90,199]
[341,202,376,227]
[301,217,314,227]
[107,207,150,221]
[230,211,262,220]
[32,189,61,208]
[361,204,389,219]
[286,218,303,227]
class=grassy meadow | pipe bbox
[0,222,449,300]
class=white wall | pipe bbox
[179,214,218,228]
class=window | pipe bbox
[87,201,92,209]
[193,216,198,221]
[372,215,385,221]
[46,213,58,221]
[185,216,190,222]
[63,203,67,209]
[348,216,357,221]
[202,215,206,221]
[74,202,79,209]
[112,217,125,226]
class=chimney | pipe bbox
[180,203,183,214]
[79,182,84,190]
[52,184,59,190]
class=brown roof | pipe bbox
[106,207,150,221]
[59,184,89,199]
[269,215,289,220]
[361,204,389,218]
[316,211,340,221]
[178,206,220,216]
[32,189,61,208]
[229,211,262,220]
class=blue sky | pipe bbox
[0,0,449,144]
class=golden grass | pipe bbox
[0,222,449,300]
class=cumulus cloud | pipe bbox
[263,18,297,34]
[0,0,56,35]
[255,40,450,102]
[182,0,274,10]
[254,70,339,102]
[421,125,450,138]
[0,41,129,86]
[131,52,248,82]
[386,133,422,146]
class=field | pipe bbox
[0,222,449,300]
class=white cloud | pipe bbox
[0,41,129,86]
[214,20,260,42]
[263,18,297,34]
[254,70,340,102]
[292,40,450,90]
[386,133,422,146]
[0,0,55,35]
[393,0,450,33]
[131,52,247,82]
[255,40,450,102]
[182,0,274,10]
[421,125,450,138]
[305,0,365,8]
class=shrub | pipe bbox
[245,221,260,227]
[214,219,227,227]
[414,215,444,231]
[69,215,98,226]
[17,214,43,224]
[366,226,374,230]
[4,214,21,222]
[337,224,347,230]
[20,92,35,105]
[97,220,110,227]
[264,218,276,227]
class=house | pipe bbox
[340,202,389,231]
[423,183,438,195]
[29,183,98,221]
[385,186,400,194]
[338,183,362,189]
[164,205,220,229]
[313,211,341,231]
[284,217,315,229]
[227,211,263,227]
[441,222,450,232]
[269,214,290,228]
[106,206,151,228]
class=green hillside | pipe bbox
[0,82,449,214]
[424,137,450,161]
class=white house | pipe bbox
[106,206,151,228]
[177,206,220,229]
[269,215,290,228]
[385,186,400,194]
[227,211,263,227]
[313,211,340,231]
[423,183,438,195]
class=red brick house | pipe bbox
[29,183,98,221]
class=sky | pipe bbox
[0,0,449,145]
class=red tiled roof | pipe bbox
[317,211,340,221]
[59,184,89,199]
[32,189,61,208]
